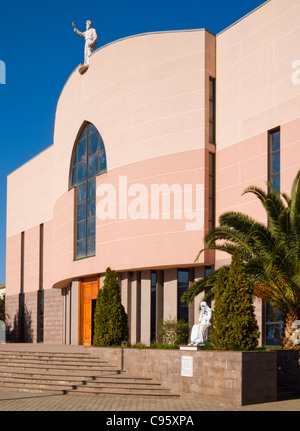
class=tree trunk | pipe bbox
[281,312,300,350]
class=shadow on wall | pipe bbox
[6,305,33,343]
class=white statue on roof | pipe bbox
[189,301,212,345]
[73,20,98,65]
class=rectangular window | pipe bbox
[209,77,216,144]
[177,269,189,323]
[19,231,25,342]
[268,128,280,192]
[208,152,216,230]
[37,224,44,343]
[76,178,96,259]
[150,271,157,342]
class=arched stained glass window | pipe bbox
[70,123,107,259]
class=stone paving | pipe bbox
[0,344,299,412]
[0,389,299,411]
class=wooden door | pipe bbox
[80,278,100,345]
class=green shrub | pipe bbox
[158,316,190,346]
[210,249,260,351]
[93,267,129,346]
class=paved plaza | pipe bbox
[0,344,299,412]
[0,388,299,412]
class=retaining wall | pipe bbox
[89,347,277,406]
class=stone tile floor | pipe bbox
[0,389,299,411]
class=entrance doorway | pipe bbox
[79,277,100,345]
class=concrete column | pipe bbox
[70,280,79,345]
[163,268,178,320]
[140,270,151,345]
[130,271,141,345]
[63,285,71,344]
[120,272,131,317]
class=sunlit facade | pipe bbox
[5,0,300,346]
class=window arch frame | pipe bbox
[69,121,107,260]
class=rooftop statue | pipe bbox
[73,20,98,65]
[189,301,212,345]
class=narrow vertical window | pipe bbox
[70,123,107,260]
[19,231,25,342]
[208,152,216,230]
[209,77,216,144]
[266,128,283,345]
[177,269,189,323]
[37,224,44,343]
[150,271,157,342]
[268,128,280,192]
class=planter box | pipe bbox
[88,347,277,406]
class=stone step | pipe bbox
[1,377,169,393]
[0,370,159,385]
[0,349,179,398]
[0,352,105,363]
[0,357,109,367]
[0,365,120,375]
[0,372,160,388]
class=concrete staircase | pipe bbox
[0,349,179,398]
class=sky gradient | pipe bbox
[0,0,267,285]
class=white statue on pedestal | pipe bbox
[189,302,212,345]
[73,20,98,65]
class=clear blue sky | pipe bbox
[0,0,266,285]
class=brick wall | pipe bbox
[5,288,64,344]
[43,288,64,344]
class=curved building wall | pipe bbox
[6,29,215,299]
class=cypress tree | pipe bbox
[210,249,260,350]
[93,267,129,346]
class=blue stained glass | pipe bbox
[87,237,95,257]
[77,240,86,259]
[99,136,104,151]
[271,175,280,192]
[77,162,87,183]
[77,202,86,222]
[89,124,96,135]
[71,123,106,259]
[100,152,107,173]
[87,217,95,238]
[77,183,87,203]
[88,155,99,178]
[271,131,280,152]
[78,139,87,162]
[88,198,96,218]
[88,179,95,199]
[271,151,280,174]
[77,221,86,240]
[89,133,98,155]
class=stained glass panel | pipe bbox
[70,123,106,259]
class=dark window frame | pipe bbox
[208,152,216,230]
[268,127,280,193]
[209,77,216,144]
[177,268,189,323]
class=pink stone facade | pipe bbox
[5,0,300,345]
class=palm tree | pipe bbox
[182,170,300,350]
